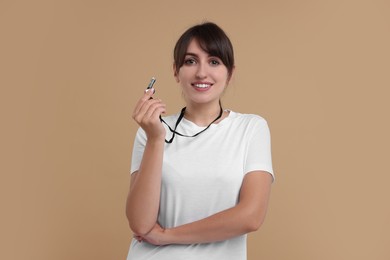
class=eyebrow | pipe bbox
[185,52,218,59]
[185,52,199,57]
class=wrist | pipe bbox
[146,135,165,145]
[164,228,177,245]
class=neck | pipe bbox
[184,102,223,127]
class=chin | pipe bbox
[188,98,219,106]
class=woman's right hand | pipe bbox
[132,88,166,141]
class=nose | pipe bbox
[195,62,207,79]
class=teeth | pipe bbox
[194,84,210,88]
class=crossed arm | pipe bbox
[126,165,273,245]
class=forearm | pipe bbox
[139,172,272,246]
[165,203,263,244]
[126,138,165,235]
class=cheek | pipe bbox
[176,69,190,83]
[215,71,230,84]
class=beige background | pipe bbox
[1,0,389,259]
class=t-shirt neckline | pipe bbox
[180,110,235,130]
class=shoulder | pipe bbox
[229,111,269,128]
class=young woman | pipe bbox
[126,22,274,260]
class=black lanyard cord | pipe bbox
[160,105,223,144]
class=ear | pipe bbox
[173,63,180,83]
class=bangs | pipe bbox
[196,36,225,61]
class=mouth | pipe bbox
[192,83,213,90]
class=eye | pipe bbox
[184,58,196,65]
[210,59,221,66]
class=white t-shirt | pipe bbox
[127,110,274,260]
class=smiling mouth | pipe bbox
[192,83,212,89]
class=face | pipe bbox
[174,39,232,107]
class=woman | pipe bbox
[126,22,274,260]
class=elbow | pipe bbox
[130,224,152,237]
[127,212,154,236]
[248,219,263,232]
[126,205,156,236]
[126,200,153,236]
[245,220,262,233]
[127,217,153,236]
[245,218,264,233]
[243,212,266,233]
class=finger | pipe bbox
[142,100,166,121]
[150,105,166,120]
[133,235,143,242]
[133,88,156,116]
[144,87,155,95]
[137,97,164,116]
[134,99,165,123]
[133,97,161,120]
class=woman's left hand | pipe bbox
[136,223,170,246]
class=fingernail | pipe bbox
[145,88,155,94]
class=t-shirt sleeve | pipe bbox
[130,127,147,174]
[244,117,274,181]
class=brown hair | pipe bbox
[173,22,235,77]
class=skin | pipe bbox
[126,38,273,245]
[126,89,166,235]
[174,39,231,126]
